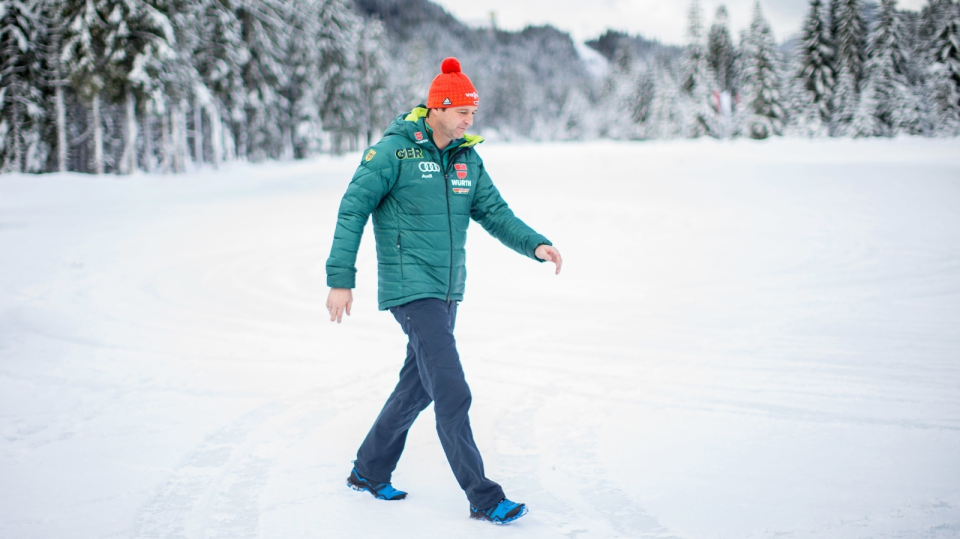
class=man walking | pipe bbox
[325,57,562,524]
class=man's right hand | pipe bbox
[326,288,353,323]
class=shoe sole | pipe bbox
[470,504,528,524]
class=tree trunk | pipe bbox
[223,118,236,163]
[171,102,184,173]
[282,123,293,161]
[194,97,203,166]
[180,101,190,169]
[143,111,154,173]
[56,85,67,173]
[161,103,171,173]
[48,24,68,173]
[10,81,23,173]
[120,89,137,175]
[91,91,104,175]
[238,110,248,160]
[207,100,223,169]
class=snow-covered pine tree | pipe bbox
[681,0,706,94]
[680,0,712,137]
[0,0,45,172]
[119,1,174,174]
[913,0,948,133]
[621,47,649,140]
[708,5,736,136]
[317,0,362,154]
[237,0,288,161]
[832,71,859,134]
[738,1,786,139]
[190,0,246,166]
[897,5,923,83]
[487,65,532,140]
[357,18,391,147]
[849,73,880,135]
[600,42,643,139]
[632,63,655,129]
[828,0,841,43]
[918,0,952,49]
[644,60,685,140]
[36,0,70,172]
[61,0,173,174]
[793,0,835,136]
[398,38,428,110]
[555,85,594,141]
[708,5,736,93]
[925,0,960,135]
[166,0,206,170]
[858,0,918,136]
[276,0,321,160]
[61,0,105,174]
[146,0,204,173]
[830,0,867,135]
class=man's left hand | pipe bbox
[535,244,563,275]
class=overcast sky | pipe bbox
[430,0,929,45]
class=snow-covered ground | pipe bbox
[1,138,959,539]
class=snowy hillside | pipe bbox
[1,138,959,538]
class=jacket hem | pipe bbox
[379,292,464,311]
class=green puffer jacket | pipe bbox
[326,106,552,310]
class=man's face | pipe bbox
[431,106,478,140]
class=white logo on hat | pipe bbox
[442,98,452,105]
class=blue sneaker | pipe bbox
[346,468,407,500]
[469,498,528,524]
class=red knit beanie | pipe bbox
[427,58,479,108]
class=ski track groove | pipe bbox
[131,375,378,539]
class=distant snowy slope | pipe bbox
[575,40,611,80]
[351,0,595,138]
[1,139,959,539]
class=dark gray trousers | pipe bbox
[354,298,504,509]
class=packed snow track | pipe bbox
[1,138,959,539]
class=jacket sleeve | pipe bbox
[326,149,397,288]
[470,161,551,261]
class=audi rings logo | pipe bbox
[419,162,441,173]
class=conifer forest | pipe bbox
[1,0,959,174]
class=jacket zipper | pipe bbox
[442,147,469,301]
[443,170,453,301]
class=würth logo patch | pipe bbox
[451,164,470,194]
[414,131,423,141]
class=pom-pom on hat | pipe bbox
[427,57,479,108]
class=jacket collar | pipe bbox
[395,106,484,150]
